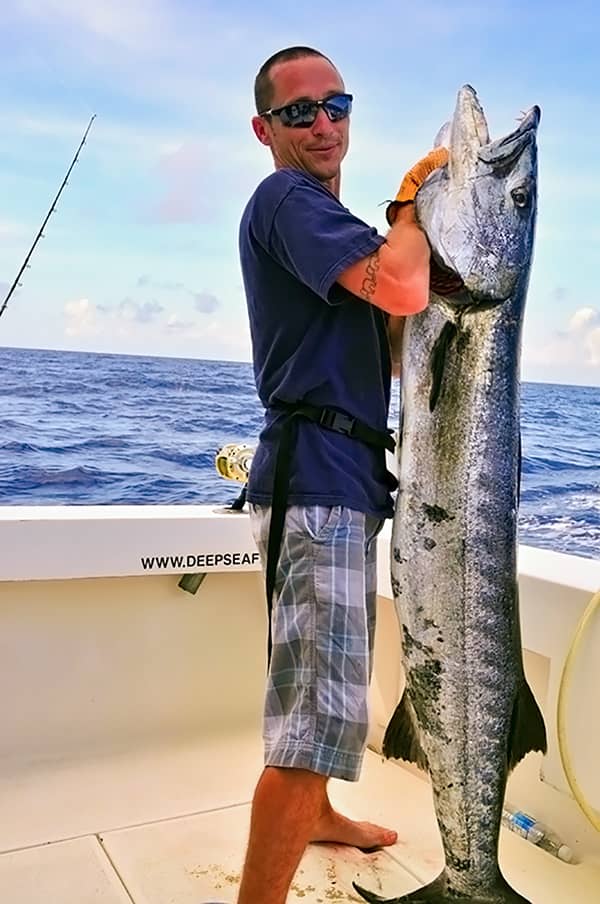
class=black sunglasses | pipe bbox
[260,93,353,128]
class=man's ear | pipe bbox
[252,115,272,147]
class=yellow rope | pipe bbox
[556,589,600,833]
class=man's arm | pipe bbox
[336,147,448,317]
[336,204,430,316]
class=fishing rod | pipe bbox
[0,113,96,321]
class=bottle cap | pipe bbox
[557,844,573,863]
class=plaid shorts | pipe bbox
[249,503,384,782]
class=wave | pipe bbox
[521,479,599,499]
[0,465,110,487]
[1,437,131,455]
[1,441,41,453]
[144,448,217,468]
[1,346,598,559]
[521,455,599,475]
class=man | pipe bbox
[236,46,448,904]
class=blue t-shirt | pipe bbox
[239,167,396,519]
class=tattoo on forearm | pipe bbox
[360,250,380,301]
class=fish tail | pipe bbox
[382,692,429,771]
[353,872,532,902]
[507,676,547,770]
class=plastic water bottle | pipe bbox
[502,805,573,862]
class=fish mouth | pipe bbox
[430,254,466,299]
[452,84,540,168]
[478,104,541,169]
[430,251,513,309]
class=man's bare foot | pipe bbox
[310,807,398,851]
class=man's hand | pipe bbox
[387,147,449,225]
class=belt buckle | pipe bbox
[320,408,356,436]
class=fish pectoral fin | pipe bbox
[382,693,429,771]
[507,678,548,771]
[429,320,458,412]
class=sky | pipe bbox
[0,0,599,387]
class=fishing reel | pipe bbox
[179,443,255,595]
[215,443,254,483]
[215,442,255,511]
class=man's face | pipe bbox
[252,56,350,186]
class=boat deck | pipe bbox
[2,527,599,903]
[2,731,599,903]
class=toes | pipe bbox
[359,828,398,852]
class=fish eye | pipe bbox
[511,187,529,208]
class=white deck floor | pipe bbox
[2,731,599,904]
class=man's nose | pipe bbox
[311,108,336,135]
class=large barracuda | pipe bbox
[355,87,547,903]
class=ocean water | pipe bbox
[0,346,598,560]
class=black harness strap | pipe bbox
[264,401,395,664]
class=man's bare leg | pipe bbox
[236,766,397,904]
[236,766,327,904]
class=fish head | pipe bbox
[416,85,540,305]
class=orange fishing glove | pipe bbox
[386,147,449,225]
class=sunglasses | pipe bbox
[260,93,353,128]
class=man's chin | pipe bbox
[306,162,339,185]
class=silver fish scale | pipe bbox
[366,86,544,904]
[393,302,523,893]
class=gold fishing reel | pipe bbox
[215,443,254,484]
[179,442,255,593]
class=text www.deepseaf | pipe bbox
[140,552,260,570]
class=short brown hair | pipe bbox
[254,46,336,114]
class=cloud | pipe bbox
[2,0,262,149]
[134,277,221,315]
[64,295,164,337]
[567,306,600,366]
[550,286,568,304]
[2,112,188,167]
[64,298,99,337]
[63,291,216,338]
[192,291,220,314]
[8,0,170,53]
[586,331,600,367]
[113,297,164,323]
[96,297,164,324]
[60,294,250,360]
[567,306,599,334]
[0,219,29,241]
[527,304,600,372]
[166,314,196,331]
[137,275,185,291]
